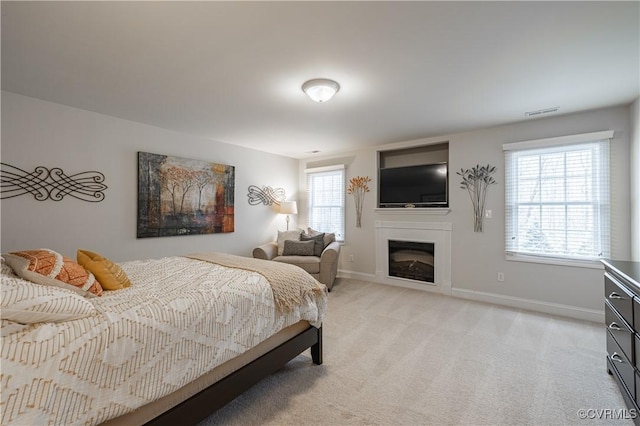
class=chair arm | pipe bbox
[319,241,341,290]
[252,242,278,260]
[320,241,341,263]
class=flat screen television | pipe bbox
[378,163,448,208]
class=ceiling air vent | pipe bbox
[524,106,559,117]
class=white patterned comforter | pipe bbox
[1,256,327,425]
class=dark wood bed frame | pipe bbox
[145,325,323,425]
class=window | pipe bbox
[503,130,613,263]
[305,165,345,241]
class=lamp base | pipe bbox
[286,215,290,230]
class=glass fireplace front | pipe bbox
[388,239,435,283]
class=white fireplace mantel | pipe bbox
[375,221,452,231]
[375,221,452,295]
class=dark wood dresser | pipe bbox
[603,259,640,421]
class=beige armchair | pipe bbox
[252,240,341,291]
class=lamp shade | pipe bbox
[279,201,298,215]
[302,79,340,103]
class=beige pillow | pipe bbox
[1,274,97,323]
[4,249,103,298]
[276,230,302,256]
[77,249,131,290]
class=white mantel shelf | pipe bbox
[375,208,450,215]
[375,221,452,231]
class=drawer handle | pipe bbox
[608,292,624,300]
[611,352,625,363]
[608,322,623,331]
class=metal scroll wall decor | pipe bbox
[247,185,286,206]
[0,163,107,202]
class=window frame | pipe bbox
[304,165,346,242]
[502,130,613,268]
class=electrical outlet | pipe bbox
[485,209,493,218]
[349,255,354,262]
[497,272,505,282]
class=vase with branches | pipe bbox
[457,164,497,232]
[347,176,371,228]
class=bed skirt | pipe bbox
[100,321,316,425]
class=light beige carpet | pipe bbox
[199,278,630,425]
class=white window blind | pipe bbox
[503,130,613,262]
[305,165,345,241]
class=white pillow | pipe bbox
[276,230,302,256]
[1,256,17,277]
[1,274,97,323]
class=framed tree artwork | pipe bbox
[137,152,235,238]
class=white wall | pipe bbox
[1,92,299,261]
[3,91,631,320]
[630,97,640,261]
[301,105,632,321]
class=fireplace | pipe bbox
[388,240,435,283]
[375,221,452,294]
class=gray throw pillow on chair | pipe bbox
[301,232,325,256]
[307,227,335,248]
[282,240,315,256]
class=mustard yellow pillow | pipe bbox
[77,249,131,290]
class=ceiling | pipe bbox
[2,1,639,159]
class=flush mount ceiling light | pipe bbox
[302,78,340,103]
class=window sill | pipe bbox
[505,253,604,269]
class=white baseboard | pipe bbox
[336,270,604,323]
[337,269,377,281]
[451,288,604,323]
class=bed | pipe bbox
[0,251,327,425]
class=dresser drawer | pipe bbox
[608,330,636,400]
[636,371,640,408]
[606,271,635,325]
[634,298,640,332]
[606,301,635,362]
[636,334,640,371]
